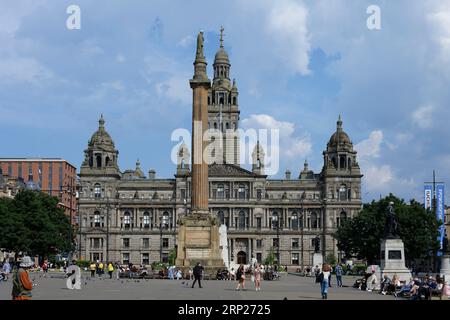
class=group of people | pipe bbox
[89,261,116,279]
[353,271,450,300]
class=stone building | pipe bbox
[77,35,363,270]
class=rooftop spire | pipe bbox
[337,114,343,131]
[99,114,105,130]
[220,26,225,48]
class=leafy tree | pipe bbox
[334,194,440,265]
[325,253,336,265]
[0,190,74,259]
[264,247,276,265]
[168,248,177,265]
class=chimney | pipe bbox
[148,169,156,180]
[285,170,291,180]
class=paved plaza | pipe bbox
[0,272,398,300]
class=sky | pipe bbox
[1,0,450,204]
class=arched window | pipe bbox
[208,96,211,105]
[310,212,318,229]
[337,210,347,227]
[238,211,246,230]
[94,184,101,198]
[233,97,237,105]
[96,155,102,168]
[218,211,225,225]
[217,184,224,199]
[339,185,347,201]
[105,157,110,167]
[226,122,230,130]
[340,156,346,169]
[143,212,150,228]
[94,211,101,228]
[238,184,245,199]
[162,211,170,229]
[214,122,218,129]
[291,212,299,230]
[123,212,131,228]
[332,157,337,168]
[272,212,280,230]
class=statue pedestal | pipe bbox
[312,253,323,268]
[440,255,450,281]
[176,213,224,275]
[380,238,411,282]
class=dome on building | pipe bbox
[214,47,230,64]
[88,115,115,148]
[327,115,352,148]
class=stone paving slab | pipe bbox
[0,272,398,300]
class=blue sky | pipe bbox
[1,0,450,204]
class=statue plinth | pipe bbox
[380,238,411,282]
[176,212,224,275]
[440,255,450,279]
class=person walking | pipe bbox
[253,263,262,291]
[107,262,114,279]
[335,263,343,287]
[191,263,204,288]
[89,261,96,278]
[319,263,331,299]
[235,264,246,291]
[98,261,104,278]
[188,268,193,281]
[3,260,11,281]
[11,256,34,300]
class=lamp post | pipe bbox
[272,213,280,265]
[300,202,304,271]
[160,214,169,262]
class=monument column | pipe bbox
[175,31,224,273]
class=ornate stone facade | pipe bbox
[77,33,363,270]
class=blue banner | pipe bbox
[424,184,432,210]
[436,184,445,255]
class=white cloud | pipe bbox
[0,57,53,83]
[177,35,195,47]
[116,54,126,63]
[355,130,383,159]
[241,114,312,159]
[266,0,311,75]
[412,105,434,129]
[155,75,190,105]
[427,3,450,64]
[363,164,393,191]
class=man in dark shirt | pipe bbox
[192,262,204,288]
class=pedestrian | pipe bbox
[229,268,235,281]
[253,263,262,291]
[191,262,204,288]
[366,270,378,292]
[11,256,34,300]
[319,263,331,299]
[3,260,11,281]
[176,269,182,280]
[98,261,104,278]
[188,268,193,280]
[235,264,246,291]
[108,262,114,279]
[335,263,343,287]
[89,261,96,278]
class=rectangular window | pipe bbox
[8,163,12,176]
[257,189,262,200]
[142,253,149,265]
[180,189,186,200]
[256,239,262,249]
[123,238,130,248]
[292,253,299,265]
[122,253,130,265]
[28,164,33,182]
[162,253,168,263]
[162,238,169,248]
[91,238,102,249]
[256,217,262,229]
[142,238,149,248]
[273,238,279,248]
[292,238,299,249]
[18,163,22,178]
[256,253,262,263]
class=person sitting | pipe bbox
[428,275,443,300]
[396,278,415,298]
[366,270,378,292]
[379,274,392,295]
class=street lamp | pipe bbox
[272,213,280,265]
[160,214,169,262]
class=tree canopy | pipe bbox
[334,194,440,265]
[0,190,74,258]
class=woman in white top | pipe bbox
[320,263,331,299]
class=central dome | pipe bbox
[88,115,115,148]
[327,115,352,148]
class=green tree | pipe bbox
[0,190,74,259]
[325,253,336,265]
[264,247,276,265]
[334,194,440,265]
[168,248,177,265]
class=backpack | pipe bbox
[316,272,324,283]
